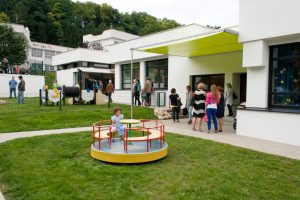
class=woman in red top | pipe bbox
[205,84,220,133]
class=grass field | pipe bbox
[0,132,299,200]
[0,98,155,133]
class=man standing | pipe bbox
[17,76,25,104]
[9,76,17,98]
[104,80,114,104]
[2,58,9,74]
[144,77,152,106]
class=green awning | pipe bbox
[138,31,243,57]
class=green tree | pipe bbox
[0,12,10,22]
[0,25,27,65]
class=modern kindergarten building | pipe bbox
[53,0,300,146]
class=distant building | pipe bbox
[5,23,73,71]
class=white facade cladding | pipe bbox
[83,29,140,48]
[0,74,45,97]
[237,0,300,146]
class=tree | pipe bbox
[0,12,10,22]
[0,0,181,47]
[0,25,27,65]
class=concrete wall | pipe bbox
[237,110,300,146]
[56,68,77,87]
[239,0,300,43]
[0,74,45,97]
[237,0,300,146]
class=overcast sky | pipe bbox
[74,0,239,27]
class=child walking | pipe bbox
[111,107,125,140]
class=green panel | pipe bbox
[143,32,243,57]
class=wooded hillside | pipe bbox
[0,0,181,47]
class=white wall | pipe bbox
[56,68,77,87]
[0,74,44,97]
[237,110,300,146]
[239,0,300,43]
[168,51,245,106]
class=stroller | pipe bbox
[232,102,246,130]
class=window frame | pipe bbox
[31,48,43,58]
[146,59,168,90]
[268,43,300,109]
[121,63,140,89]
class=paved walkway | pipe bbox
[1,119,300,199]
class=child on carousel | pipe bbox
[111,106,125,140]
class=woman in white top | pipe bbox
[225,83,234,116]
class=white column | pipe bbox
[242,40,269,108]
[139,61,146,86]
[114,64,121,90]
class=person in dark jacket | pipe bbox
[217,86,225,132]
[17,76,25,104]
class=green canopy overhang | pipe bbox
[137,31,242,57]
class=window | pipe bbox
[191,74,224,91]
[31,48,43,58]
[146,59,168,89]
[121,63,140,89]
[269,43,300,108]
[44,50,56,58]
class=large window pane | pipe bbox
[146,59,168,89]
[121,63,140,89]
[269,42,300,108]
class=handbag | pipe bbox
[203,114,208,122]
[182,107,188,115]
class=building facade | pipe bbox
[8,23,73,72]
[53,0,300,146]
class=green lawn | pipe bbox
[0,98,155,133]
[0,132,299,200]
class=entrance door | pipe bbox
[192,74,225,91]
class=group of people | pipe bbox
[1,58,29,74]
[169,82,234,133]
[132,77,153,107]
[8,76,26,104]
[91,79,115,103]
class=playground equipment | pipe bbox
[90,119,168,164]
[40,85,108,106]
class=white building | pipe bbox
[8,23,73,71]
[53,0,300,146]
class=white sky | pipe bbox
[74,0,239,27]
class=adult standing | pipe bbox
[132,79,137,105]
[144,77,152,106]
[2,58,9,74]
[134,80,141,106]
[104,80,114,104]
[217,86,225,132]
[185,85,193,124]
[17,76,25,104]
[98,80,103,93]
[225,83,234,116]
[9,76,17,98]
[169,88,181,123]
[192,82,206,131]
[206,84,220,133]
